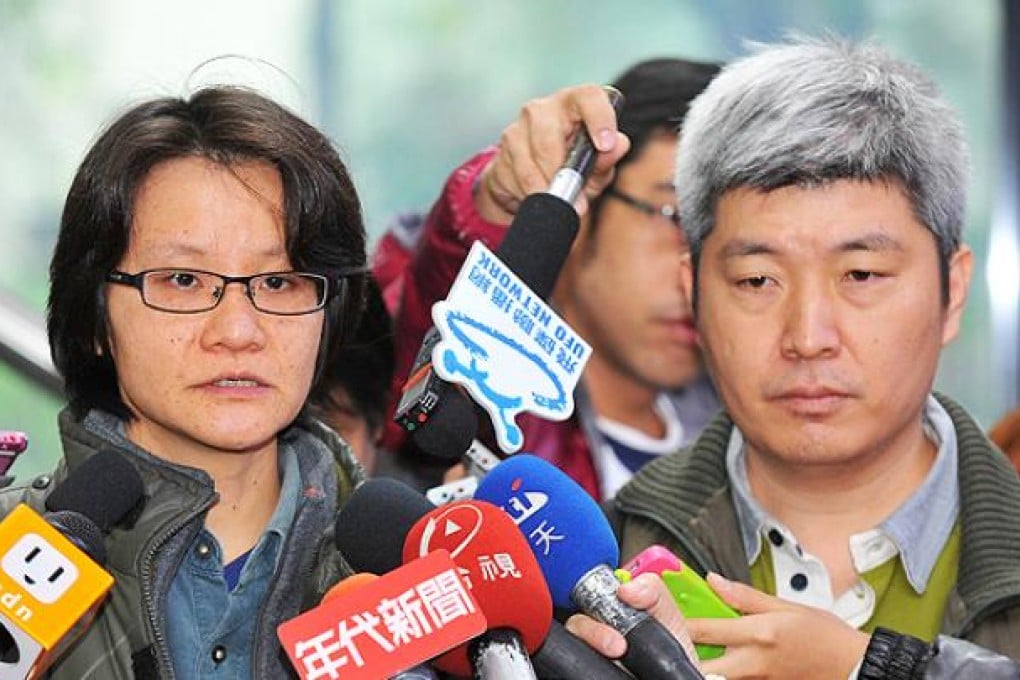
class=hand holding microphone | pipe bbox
[566,572,701,669]
[476,84,631,223]
[396,87,625,462]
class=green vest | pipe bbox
[749,523,960,641]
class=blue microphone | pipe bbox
[475,454,703,680]
[476,457,617,610]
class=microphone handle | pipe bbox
[469,628,538,680]
[533,619,631,680]
[573,564,703,680]
[622,616,704,680]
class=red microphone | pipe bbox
[403,500,552,678]
[276,552,486,680]
[316,573,446,680]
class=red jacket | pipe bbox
[381,149,602,498]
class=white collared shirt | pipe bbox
[726,395,960,626]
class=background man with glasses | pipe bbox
[0,86,368,678]
[384,58,722,500]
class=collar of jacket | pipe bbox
[612,407,743,578]
[56,408,364,574]
[55,407,366,678]
[612,393,1020,637]
[939,394,1020,636]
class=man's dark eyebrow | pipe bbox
[719,239,777,259]
[837,232,904,253]
[718,232,904,260]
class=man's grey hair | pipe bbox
[676,35,969,267]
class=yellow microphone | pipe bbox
[0,451,143,679]
[0,504,114,678]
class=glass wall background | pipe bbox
[0,0,1009,478]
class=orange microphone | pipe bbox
[319,573,378,603]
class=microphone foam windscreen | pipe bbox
[44,449,144,532]
[334,478,434,574]
[475,454,620,609]
[410,387,478,460]
[495,192,580,300]
[403,499,553,677]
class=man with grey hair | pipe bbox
[552,36,1020,678]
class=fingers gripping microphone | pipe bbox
[0,450,144,679]
[532,619,630,680]
[476,455,704,680]
[494,85,625,294]
[397,88,625,461]
[403,500,551,679]
[334,478,631,680]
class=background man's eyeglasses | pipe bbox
[105,267,363,315]
[605,186,682,229]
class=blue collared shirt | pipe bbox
[166,443,301,679]
[727,394,959,619]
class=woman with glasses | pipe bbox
[1,85,368,678]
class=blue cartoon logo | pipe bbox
[432,242,590,453]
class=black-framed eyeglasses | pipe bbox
[605,186,682,228]
[105,267,362,316]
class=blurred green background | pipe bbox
[0,0,1010,479]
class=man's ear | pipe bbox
[679,251,695,317]
[941,244,973,346]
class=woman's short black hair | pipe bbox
[48,85,367,419]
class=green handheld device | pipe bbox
[617,554,739,660]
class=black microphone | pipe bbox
[334,478,435,576]
[395,87,625,461]
[335,478,631,680]
[45,449,145,563]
